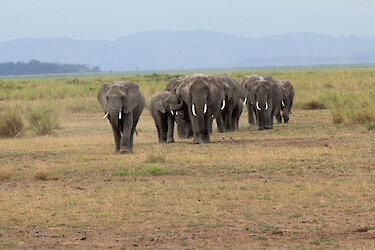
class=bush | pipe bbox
[0,112,24,138]
[28,107,59,135]
[301,100,327,110]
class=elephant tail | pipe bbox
[135,128,138,136]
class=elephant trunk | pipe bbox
[170,99,184,111]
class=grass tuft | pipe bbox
[113,166,170,177]
[301,100,327,110]
[144,155,167,164]
[34,170,49,181]
[140,165,170,176]
[0,112,24,138]
[28,106,59,135]
[0,169,12,181]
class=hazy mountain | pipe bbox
[1,31,375,71]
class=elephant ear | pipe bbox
[97,82,112,112]
[122,81,141,114]
[176,77,190,104]
[155,99,166,113]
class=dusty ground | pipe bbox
[1,107,375,249]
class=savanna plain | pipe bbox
[0,69,375,248]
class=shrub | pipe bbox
[301,100,327,110]
[34,170,48,181]
[28,107,59,135]
[0,112,24,138]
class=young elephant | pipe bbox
[149,91,184,143]
[276,80,295,123]
[97,81,145,154]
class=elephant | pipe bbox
[215,74,244,132]
[149,91,184,143]
[165,76,183,92]
[176,74,225,144]
[275,80,295,123]
[242,75,282,130]
[165,76,193,138]
[241,74,260,127]
[97,80,145,154]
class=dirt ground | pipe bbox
[1,108,375,249]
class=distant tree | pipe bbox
[0,60,101,76]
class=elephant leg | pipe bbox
[265,109,274,129]
[216,111,225,133]
[203,113,211,143]
[247,103,256,127]
[111,126,121,153]
[167,115,175,143]
[225,105,234,132]
[155,122,161,142]
[275,112,282,124]
[119,113,134,153]
[159,115,168,143]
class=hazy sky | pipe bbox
[1,0,375,42]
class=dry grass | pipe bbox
[0,169,12,181]
[0,69,375,248]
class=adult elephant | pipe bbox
[215,74,243,132]
[276,80,295,123]
[241,74,260,127]
[97,81,145,154]
[242,75,282,130]
[176,74,225,144]
[149,91,184,143]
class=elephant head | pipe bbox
[98,81,139,129]
[165,76,183,92]
[152,91,184,115]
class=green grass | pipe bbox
[113,166,170,177]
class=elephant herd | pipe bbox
[97,74,294,153]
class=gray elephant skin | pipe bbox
[276,80,295,123]
[176,74,225,144]
[242,75,282,130]
[215,74,243,132]
[97,81,145,153]
[149,91,184,143]
[165,77,193,139]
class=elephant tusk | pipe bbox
[203,104,207,114]
[192,104,197,116]
[265,102,268,110]
[171,110,175,115]
[256,102,261,111]
[221,100,226,110]
[281,100,285,107]
[119,112,121,120]
[102,112,109,119]
[243,98,247,105]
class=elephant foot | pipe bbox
[265,125,273,129]
[167,138,175,143]
[159,139,167,143]
[119,148,133,154]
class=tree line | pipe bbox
[0,60,101,76]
